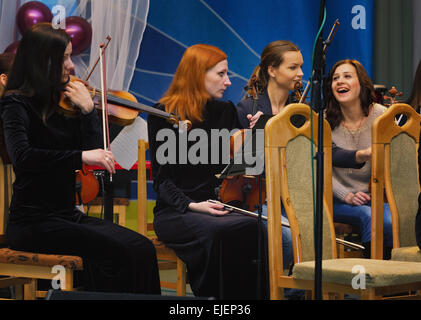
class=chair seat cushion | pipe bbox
[0,248,83,270]
[292,258,421,287]
[392,246,421,262]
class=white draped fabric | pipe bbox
[0,0,149,91]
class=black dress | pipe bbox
[147,100,268,299]
[1,93,161,294]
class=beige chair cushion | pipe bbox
[392,246,421,262]
[292,258,421,287]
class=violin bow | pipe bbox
[208,200,364,251]
[85,35,111,82]
[323,19,340,53]
[99,43,112,181]
[299,19,340,104]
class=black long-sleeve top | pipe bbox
[0,93,102,222]
[147,100,241,214]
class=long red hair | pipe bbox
[159,44,227,124]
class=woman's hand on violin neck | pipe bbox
[188,201,231,216]
[82,149,116,174]
[64,80,94,114]
[247,111,263,129]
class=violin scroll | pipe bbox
[293,81,303,103]
[383,86,403,107]
[245,75,262,100]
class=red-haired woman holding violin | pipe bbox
[148,44,267,299]
[0,23,160,294]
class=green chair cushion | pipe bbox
[292,258,421,287]
[392,246,421,262]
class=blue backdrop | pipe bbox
[130,0,374,111]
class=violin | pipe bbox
[60,75,182,127]
[217,76,266,212]
[75,163,100,205]
[64,75,188,206]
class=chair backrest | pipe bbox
[265,104,337,277]
[0,157,5,238]
[371,103,421,258]
[0,157,13,241]
[137,139,150,236]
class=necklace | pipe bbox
[342,117,365,174]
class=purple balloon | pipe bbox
[4,41,20,54]
[16,1,53,34]
[65,16,92,56]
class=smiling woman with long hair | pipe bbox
[0,23,160,294]
[325,59,393,260]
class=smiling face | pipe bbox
[267,50,304,91]
[62,42,74,83]
[204,59,231,99]
[331,63,361,106]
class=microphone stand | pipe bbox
[252,89,264,300]
[311,0,326,300]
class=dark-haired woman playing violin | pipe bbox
[0,23,160,294]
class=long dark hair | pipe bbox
[0,53,14,75]
[406,60,421,112]
[248,40,300,91]
[0,53,14,97]
[5,23,71,123]
[325,59,376,129]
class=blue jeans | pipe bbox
[257,204,293,270]
[332,198,393,247]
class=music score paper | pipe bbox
[110,117,148,170]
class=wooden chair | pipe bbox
[371,103,421,261]
[265,103,421,300]
[0,157,83,300]
[84,197,129,226]
[137,139,187,296]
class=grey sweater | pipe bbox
[331,103,386,201]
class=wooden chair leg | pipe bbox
[360,289,377,300]
[13,284,23,300]
[24,279,36,300]
[176,259,186,296]
[61,269,74,291]
[337,292,345,300]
